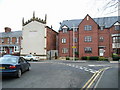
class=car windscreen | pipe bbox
[25,55,33,57]
[0,57,18,64]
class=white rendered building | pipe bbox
[21,13,47,59]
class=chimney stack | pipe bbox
[4,27,11,33]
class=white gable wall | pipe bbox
[21,21,47,59]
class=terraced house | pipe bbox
[58,14,120,59]
[0,27,22,55]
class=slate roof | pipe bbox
[59,16,120,30]
[0,31,22,38]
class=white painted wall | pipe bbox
[21,21,47,58]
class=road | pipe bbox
[1,60,119,89]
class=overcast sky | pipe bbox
[0,0,118,32]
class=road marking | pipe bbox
[94,67,111,89]
[30,62,98,74]
[88,65,109,67]
[72,65,75,67]
[75,65,79,68]
[79,67,83,69]
[81,67,111,90]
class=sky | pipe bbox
[0,0,119,32]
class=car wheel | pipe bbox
[16,69,22,78]
[27,66,31,71]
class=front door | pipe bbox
[99,49,104,56]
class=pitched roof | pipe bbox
[0,31,22,38]
[59,16,120,30]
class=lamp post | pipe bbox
[72,24,75,61]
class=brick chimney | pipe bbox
[4,27,11,33]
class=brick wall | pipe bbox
[46,26,58,51]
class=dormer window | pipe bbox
[100,26,104,30]
[114,22,120,30]
[72,27,78,32]
[115,25,120,30]
[63,28,67,33]
[62,26,68,33]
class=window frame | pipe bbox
[115,25,120,30]
[84,36,92,42]
[84,25,92,31]
[61,38,66,44]
[84,47,92,53]
[62,48,68,54]
[99,36,104,42]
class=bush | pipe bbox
[75,58,79,61]
[113,56,120,61]
[89,56,99,60]
[99,57,108,61]
[66,57,70,60]
[81,56,87,60]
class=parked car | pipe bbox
[0,55,31,78]
[23,55,40,61]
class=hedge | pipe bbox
[113,56,120,61]
[89,56,99,60]
[81,56,88,60]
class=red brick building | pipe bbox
[58,14,120,58]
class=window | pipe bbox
[84,25,92,31]
[113,37,120,43]
[0,47,1,53]
[0,47,5,53]
[74,38,78,43]
[14,46,19,52]
[62,48,68,53]
[115,25,120,30]
[63,28,67,33]
[84,36,92,42]
[74,48,78,52]
[72,27,78,32]
[99,37,104,42]
[16,37,19,44]
[84,47,92,53]
[7,38,10,44]
[2,39,4,43]
[10,37,12,44]
[100,26,104,30]
[62,38,66,43]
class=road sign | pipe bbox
[72,46,76,48]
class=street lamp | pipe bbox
[72,24,75,61]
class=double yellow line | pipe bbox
[81,67,111,90]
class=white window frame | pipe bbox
[74,37,78,43]
[7,37,10,44]
[14,46,19,52]
[84,36,92,42]
[62,48,68,54]
[84,25,92,31]
[2,39,4,43]
[84,47,92,53]
[115,25,120,30]
[99,36,104,42]
[62,38,66,43]
[16,37,19,44]
[62,26,68,33]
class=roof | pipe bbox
[59,16,120,30]
[0,31,22,38]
